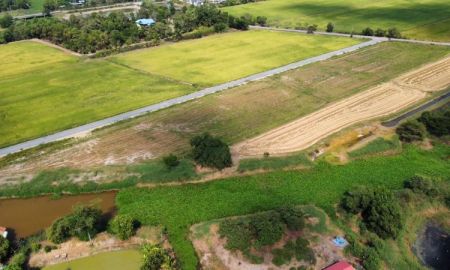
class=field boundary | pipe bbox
[0,39,381,157]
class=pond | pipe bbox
[414,222,450,270]
[0,192,116,238]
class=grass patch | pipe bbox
[223,0,450,41]
[238,152,313,172]
[111,30,362,86]
[43,249,141,270]
[116,144,450,269]
[0,41,195,147]
[348,136,401,159]
[128,159,198,183]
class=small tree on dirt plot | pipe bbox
[163,154,180,169]
[190,133,232,170]
[109,215,136,240]
[326,22,334,32]
[396,120,426,142]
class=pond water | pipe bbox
[0,192,116,238]
[414,222,450,270]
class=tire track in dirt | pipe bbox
[235,56,450,158]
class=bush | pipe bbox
[251,212,284,247]
[387,27,401,38]
[341,186,374,214]
[418,110,450,137]
[4,252,26,270]
[141,244,176,270]
[396,120,426,142]
[219,218,253,251]
[374,28,386,37]
[163,154,180,170]
[0,236,9,261]
[47,205,102,243]
[404,176,438,197]
[109,215,136,240]
[190,133,232,170]
[362,27,374,36]
[326,22,334,32]
[278,206,305,231]
[0,14,13,28]
[306,24,317,34]
[213,22,228,33]
[44,245,56,253]
[256,16,267,26]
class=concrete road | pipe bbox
[0,39,382,157]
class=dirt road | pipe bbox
[235,56,450,157]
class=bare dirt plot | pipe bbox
[235,56,450,157]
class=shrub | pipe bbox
[396,120,426,142]
[109,215,136,240]
[190,133,232,170]
[0,14,13,28]
[306,24,317,34]
[256,16,267,26]
[219,218,253,251]
[4,252,26,270]
[213,22,228,33]
[341,186,374,214]
[362,27,374,36]
[386,27,401,38]
[374,28,386,37]
[326,22,334,32]
[44,245,56,253]
[278,206,305,231]
[404,176,438,197]
[47,205,102,243]
[418,110,450,137]
[141,244,176,270]
[0,236,9,261]
[163,154,180,170]
[251,212,284,247]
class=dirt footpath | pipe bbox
[235,56,450,157]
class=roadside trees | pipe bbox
[326,22,334,32]
[362,27,374,36]
[396,120,426,142]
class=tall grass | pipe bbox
[348,136,401,159]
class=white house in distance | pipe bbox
[0,227,8,238]
[185,0,226,6]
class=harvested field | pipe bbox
[236,57,450,157]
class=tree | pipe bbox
[190,133,232,170]
[396,120,426,142]
[374,28,386,37]
[163,154,180,169]
[251,212,284,247]
[109,215,136,240]
[362,27,374,36]
[404,176,438,197]
[326,22,334,32]
[307,24,317,34]
[362,189,403,239]
[4,252,26,270]
[256,16,267,26]
[278,206,305,231]
[141,244,175,270]
[386,27,401,38]
[0,14,13,28]
[0,236,9,262]
[418,110,450,137]
[43,0,58,15]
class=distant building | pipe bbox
[0,227,8,238]
[136,18,156,27]
[323,261,355,270]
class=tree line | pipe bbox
[0,0,30,12]
[0,2,256,54]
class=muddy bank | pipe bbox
[0,192,116,238]
[414,222,450,270]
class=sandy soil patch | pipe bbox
[235,57,450,157]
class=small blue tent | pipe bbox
[136,18,155,27]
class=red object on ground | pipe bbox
[323,261,355,270]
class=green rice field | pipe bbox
[223,0,450,41]
[0,41,195,148]
[111,30,362,86]
[43,249,141,270]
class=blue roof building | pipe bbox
[136,18,155,27]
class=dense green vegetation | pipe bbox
[111,30,362,86]
[0,41,195,147]
[47,205,102,243]
[418,105,450,137]
[238,152,312,172]
[0,0,30,12]
[190,133,232,169]
[222,0,450,41]
[116,144,450,269]
[396,120,427,142]
[348,136,401,159]
[141,244,177,270]
[108,215,137,240]
[0,235,9,262]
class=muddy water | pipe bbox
[0,192,116,238]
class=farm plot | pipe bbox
[236,56,450,157]
[0,41,195,148]
[223,0,450,41]
[1,42,448,183]
[110,30,362,86]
